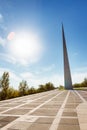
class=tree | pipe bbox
[45,82,55,91]
[73,83,81,88]
[0,72,9,100]
[58,85,64,90]
[73,78,87,88]
[28,87,36,94]
[37,84,46,92]
[82,78,87,87]
[38,82,55,92]
[7,87,19,99]
[19,80,29,96]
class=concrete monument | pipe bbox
[62,25,73,89]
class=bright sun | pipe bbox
[7,31,43,65]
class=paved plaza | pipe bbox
[0,90,87,130]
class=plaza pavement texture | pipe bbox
[0,90,87,130]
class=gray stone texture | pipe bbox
[62,25,73,89]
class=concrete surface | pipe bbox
[0,90,87,130]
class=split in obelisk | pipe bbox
[62,24,73,90]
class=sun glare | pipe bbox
[7,31,43,64]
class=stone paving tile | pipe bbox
[57,118,80,130]
[62,111,77,116]
[67,100,82,103]
[28,123,51,130]
[0,116,18,128]
[63,108,76,112]
[59,118,79,125]
[47,103,62,106]
[21,103,42,108]
[0,107,9,112]
[8,121,32,130]
[2,103,21,107]
[40,104,61,109]
[62,108,77,116]
[35,117,54,124]
[57,124,80,130]
[3,108,31,115]
[65,104,79,108]
[30,108,58,116]
[0,90,87,130]
[78,91,87,101]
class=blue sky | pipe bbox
[0,0,87,89]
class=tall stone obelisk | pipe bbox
[62,24,73,90]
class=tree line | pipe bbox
[73,78,87,88]
[0,72,55,100]
[58,78,87,90]
[0,72,87,100]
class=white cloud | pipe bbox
[0,53,16,64]
[9,72,21,88]
[10,71,87,88]
[0,66,86,89]
[71,66,87,83]
[0,67,21,88]
[20,72,34,79]
[19,71,63,88]
[42,74,64,87]
[34,64,55,75]
[72,72,87,84]
[9,71,21,82]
